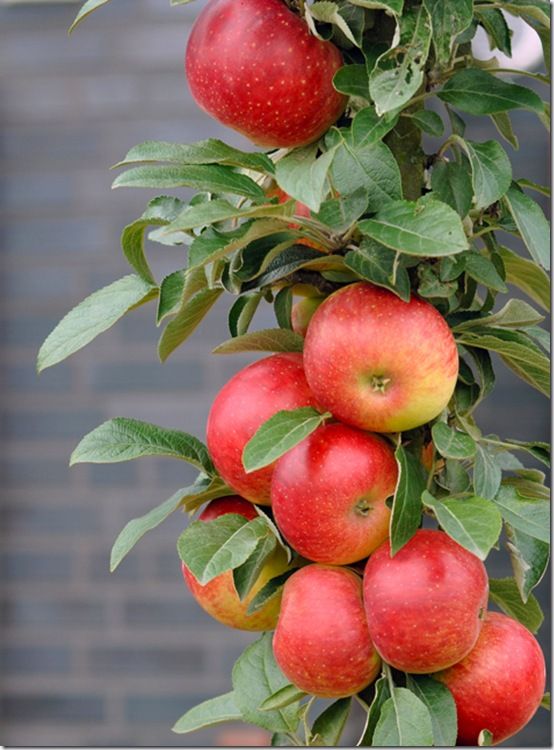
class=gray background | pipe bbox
[0,1,550,746]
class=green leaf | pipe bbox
[423,0,473,65]
[189,221,290,270]
[490,112,519,150]
[158,287,223,362]
[110,478,231,572]
[113,164,265,200]
[439,69,544,115]
[422,492,502,560]
[242,246,333,289]
[329,128,402,211]
[452,137,512,209]
[314,188,369,233]
[454,299,544,332]
[352,106,400,147]
[477,8,513,56]
[275,144,337,213]
[390,446,425,556]
[312,699,351,746]
[213,328,304,355]
[70,417,214,473]
[247,569,297,615]
[165,200,286,233]
[372,687,434,746]
[493,487,550,543]
[463,253,508,293]
[335,2,366,48]
[37,275,157,372]
[359,197,468,256]
[439,460,472,494]
[405,675,457,747]
[501,438,550,467]
[232,633,301,733]
[455,328,550,397]
[358,676,390,746]
[229,293,263,338]
[506,524,550,602]
[274,288,293,331]
[69,0,111,33]
[110,491,183,573]
[260,685,307,712]
[503,184,550,270]
[345,239,411,301]
[121,196,185,284]
[333,64,370,98]
[232,534,278,600]
[489,577,544,633]
[541,693,550,711]
[526,327,550,354]
[500,0,550,28]
[517,178,550,197]
[349,0,403,14]
[478,729,494,747]
[243,408,328,473]
[173,691,242,734]
[465,348,495,403]
[431,159,473,218]
[157,270,188,321]
[473,444,502,500]
[308,2,361,47]
[370,5,432,114]
[431,422,476,459]
[117,139,273,174]
[408,109,445,137]
[178,514,275,585]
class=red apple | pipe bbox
[363,530,488,673]
[304,282,459,433]
[435,612,546,745]
[272,423,398,564]
[291,296,325,337]
[273,565,381,697]
[185,0,346,147]
[206,353,317,505]
[182,496,288,631]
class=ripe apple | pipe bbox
[206,353,317,505]
[291,296,325,337]
[363,529,488,673]
[182,496,288,631]
[273,565,381,697]
[303,282,459,433]
[435,612,546,745]
[272,423,398,564]
[185,0,347,147]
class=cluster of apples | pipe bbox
[181,1,545,744]
[181,282,546,745]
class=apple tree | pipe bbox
[38,0,550,745]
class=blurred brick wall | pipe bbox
[0,1,549,746]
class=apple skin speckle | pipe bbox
[185,0,347,147]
